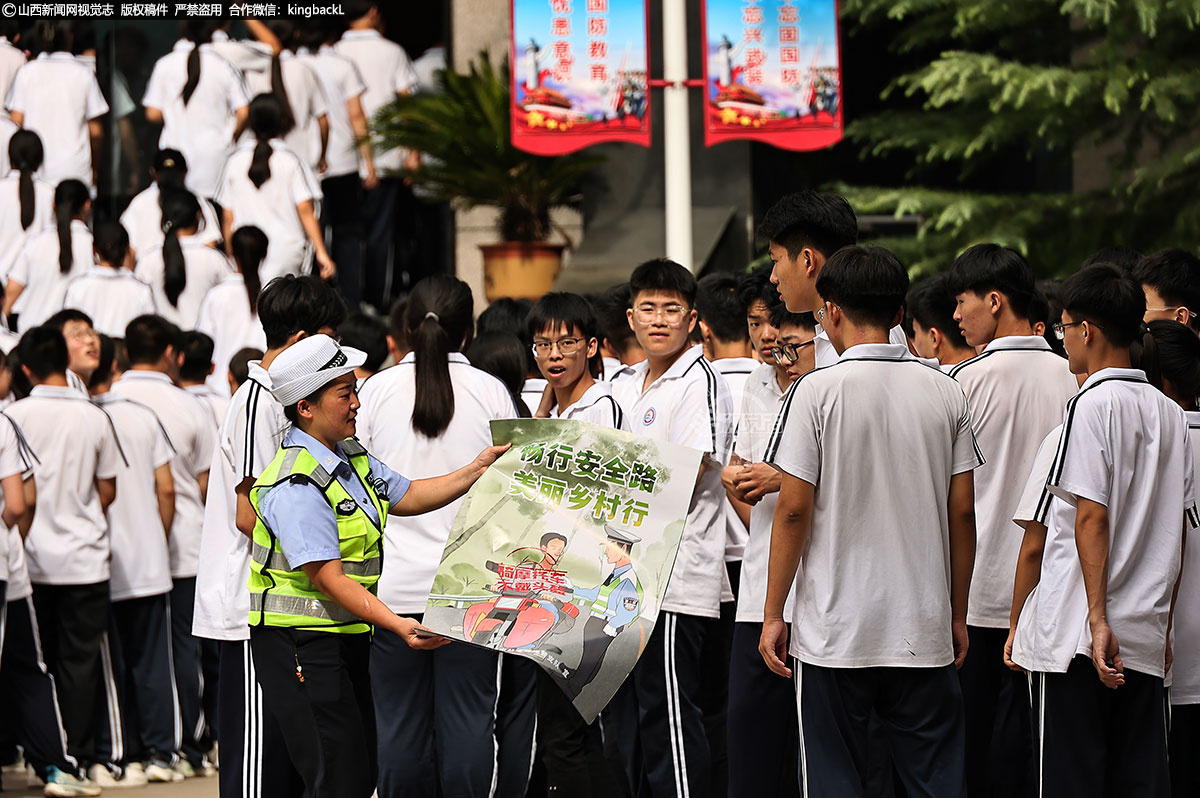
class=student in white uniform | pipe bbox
[215,94,333,284]
[143,22,251,199]
[246,21,328,177]
[4,179,92,332]
[0,131,54,280]
[121,149,222,265]
[1133,248,1200,333]
[906,273,976,372]
[178,331,229,429]
[946,244,1077,796]
[43,309,100,396]
[593,282,646,379]
[5,326,121,783]
[760,246,981,797]
[1025,266,1195,796]
[696,273,759,408]
[61,221,156,337]
[723,304,814,798]
[356,275,525,798]
[608,259,735,798]
[87,334,181,786]
[191,275,345,798]
[759,191,910,366]
[0,114,16,177]
[109,315,216,776]
[5,23,108,189]
[0,25,25,119]
[195,225,268,397]
[134,190,232,329]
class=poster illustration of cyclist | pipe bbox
[423,418,703,722]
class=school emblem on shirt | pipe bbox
[642,407,656,426]
[335,498,357,516]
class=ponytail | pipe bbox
[1130,326,1162,392]
[53,179,89,275]
[269,54,296,134]
[93,220,130,270]
[406,275,475,438]
[246,94,286,189]
[1142,320,1200,409]
[180,21,219,105]
[160,190,201,307]
[231,226,268,315]
[248,140,272,189]
[8,130,44,231]
[183,44,201,105]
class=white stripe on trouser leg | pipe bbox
[99,633,124,764]
[164,599,183,756]
[1037,673,1045,798]
[25,597,77,769]
[794,662,808,797]
[525,710,538,788]
[487,655,503,798]
[669,615,690,798]
[662,614,683,797]
[0,599,7,652]
[243,641,256,798]
[254,648,264,798]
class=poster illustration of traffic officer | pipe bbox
[423,419,702,722]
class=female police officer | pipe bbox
[246,334,507,798]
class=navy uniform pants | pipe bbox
[727,622,799,798]
[957,625,1032,797]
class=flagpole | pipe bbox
[662,0,695,271]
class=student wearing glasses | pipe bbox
[1131,249,1199,333]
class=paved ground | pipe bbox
[2,769,218,796]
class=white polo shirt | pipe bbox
[192,362,284,641]
[143,41,251,198]
[357,352,518,613]
[241,52,328,175]
[120,183,221,264]
[94,393,175,601]
[9,221,93,332]
[1170,412,1200,703]
[186,383,230,431]
[521,377,547,416]
[214,139,321,285]
[813,324,909,368]
[734,362,795,623]
[5,52,108,187]
[0,116,15,176]
[111,370,216,580]
[0,172,54,279]
[0,411,33,585]
[134,236,233,329]
[950,335,1077,628]
[2,411,36,601]
[550,380,626,429]
[1045,368,1196,679]
[299,45,367,178]
[712,356,757,564]
[195,275,266,397]
[332,29,418,174]
[6,385,121,585]
[0,38,25,120]
[612,344,734,618]
[62,267,157,337]
[766,343,984,666]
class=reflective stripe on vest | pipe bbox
[248,592,359,624]
[249,541,383,578]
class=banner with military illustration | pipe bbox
[700,0,844,150]
[423,419,702,722]
[510,0,651,155]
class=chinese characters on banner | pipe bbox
[423,419,702,722]
[700,0,844,150]
[510,0,651,155]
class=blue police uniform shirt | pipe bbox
[259,427,410,569]
[575,563,640,629]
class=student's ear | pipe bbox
[20,365,33,382]
[697,319,714,344]
[207,362,215,377]
[686,308,698,335]
[586,337,599,359]
[987,290,1003,319]
[625,308,636,333]
[805,248,824,278]
[1177,307,1192,327]
[227,370,238,395]
[888,307,904,331]
[1032,320,1046,337]
[286,330,308,347]
[928,327,943,352]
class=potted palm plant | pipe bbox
[373,52,604,301]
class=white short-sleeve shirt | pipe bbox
[949,336,1078,628]
[93,393,175,601]
[142,41,251,198]
[611,344,735,618]
[712,356,758,564]
[1045,367,1197,678]
[5,52,108,187]
[0,38,26,120]
[813,324,910,368]
[111,370,216,580]
[134,236,233,329]
[192,362,285,641]
[0,116,16,176]
[1169,412,1200,703]
[120,183,222,264]
[332,29,418,173]
[61,267,157,337]
[357,352,518,613]
[0,411,34,585]
[521,377,547,417]
[0,172,54,279]
[2,411,37,601]
[300,46,367,178]
[195,275,266,397]
[549,380,626,429]
[9,220,94,332]
[241,52,329,175]
[765,343,984,667]
[5,385,121,585]
[185,383,231,431]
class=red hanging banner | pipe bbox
[700,0,844,151]
[510,0,652,156]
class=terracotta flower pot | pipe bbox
[479,241,566,302]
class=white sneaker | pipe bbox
[42,766,102,797]
[86,764,119,788]
[147,759,183,782]
[171,759,196,779]
[120,762,148,787]
[88,762,147,789]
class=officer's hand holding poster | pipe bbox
[423,418,702,722]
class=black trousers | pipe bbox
[321,172,365,311]
[796,660,967,798]
[171,576,207,766]
[250,627,376,798]
[957,624,1032,797]
[701,562,738,798]
[1170,702,1200,798]
[1030,656,1169,798]
[727,622,799,798]
[537,668,624,797]
[216,638,305,798]
[360,178,401,314]
[31,581,109,767]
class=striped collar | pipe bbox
[982,335,1052,353]
[1079,367,1147,392]
[626,344,706,388]
[837,343,913,362]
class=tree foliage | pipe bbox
[840,0,1200,275]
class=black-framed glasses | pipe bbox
[772,340,816,365]
[532,337,586,358]
[1052,320,1103,341]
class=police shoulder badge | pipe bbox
[335,498,357,515]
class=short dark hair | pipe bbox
[906,274,969,348]
[464,332,530,419]
[1036,278,1066,356]
[179,330,215,383]
[1143,320,1200,407]
[629,258,697,307]
[1058,264,1145,348]
[540,532,567,548]
[770,306,816,331]
[696,273,750,343]
[815,246,910,329]
[18,326,68,379]
[736,264,782,314]
[343,0,375,20]
[527,292,602,377]
[477,297,535,375]
[947,244,1036,318]
[593,283,636,353]
[337,312,389,373]
[1080,246,1142,274]
[1132,249,1200,331]
[124,315,182,365]
[258,275,348,349]
[44,308,93,332]
[757,191,858,259]
[229,347,263,387]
